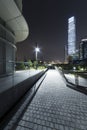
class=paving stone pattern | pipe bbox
[15,70,87,130]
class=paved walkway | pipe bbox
[10,70,87,130]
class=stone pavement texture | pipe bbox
[14,70,87,130]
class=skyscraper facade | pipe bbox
[80,39,87,60]
[68,16,76,56]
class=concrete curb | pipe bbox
[0,70,47,120]
[1,70,47,130]
[58,68,87,95]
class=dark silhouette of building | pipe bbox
[80,39,87,60]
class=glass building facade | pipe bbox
[80,39,87,60]
[68,16,76,56]
[0,0,29,76]
[0,19,16,75]
[0,18,16,75]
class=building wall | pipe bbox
[0,0,29,76]
[80,40,87,60]
[0,18,16,75]
[14,0,22,12]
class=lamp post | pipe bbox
[35,43,40,61]
[73,66,78,86]
[35,47,40,61]
[35,45,40,69]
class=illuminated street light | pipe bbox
[35,47,40,52]
[35,47,40,61]
[73,66,76,71]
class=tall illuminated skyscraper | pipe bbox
[68,16,76,56]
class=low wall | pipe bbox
[0,71,46,119]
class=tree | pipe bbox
[16,62,25,70]
[28,60,33,68]
[33,60,38,69]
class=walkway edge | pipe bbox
[2,71,47,130]
[0,70,47,122]
[56,67,87,95]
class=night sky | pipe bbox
[16,0,87,62]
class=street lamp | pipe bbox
[35,47,40,61]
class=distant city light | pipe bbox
[81,39,87,42]
[73,66,76,71]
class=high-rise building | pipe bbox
[80,39,87,60]
[0,0,29,76]
[68,16,76,56]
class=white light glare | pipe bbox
[35,47,40,52]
